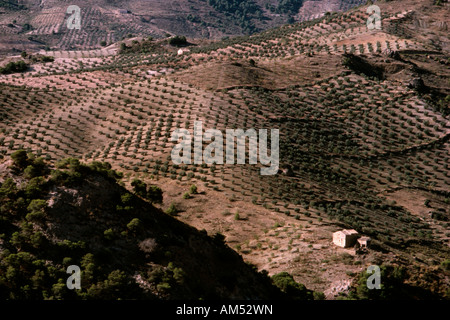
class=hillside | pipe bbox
[0,0,449,300]
[0,0,366,54]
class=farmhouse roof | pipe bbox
[335,229,358,236]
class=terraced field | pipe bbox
[0,0,449,297]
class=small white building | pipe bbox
[357,236,371,249]
[333,229,359,248]
[177,48,190,55]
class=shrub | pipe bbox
[104,228,115,240]
[121,193,133,205]
[127,218,142,232]
[165,203,178,216]
[51,279,72,299]
[23,165,40,179]
[313,291,325,300]
[131,179,163,203]
[24,177,46,199]
[86,270,132,299]
[0,178,17,198]
[147,185,163,203]
[0,60,28,74]
[41,56,54,63]
[189,184,198,194]
[26,199,47,222]
[131,178,147,197]
[169,35,187,46]
[11,150,29,169]
[271,272,313,300]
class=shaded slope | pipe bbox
[0,155,300,300]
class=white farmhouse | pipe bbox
[333,229,359,248]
